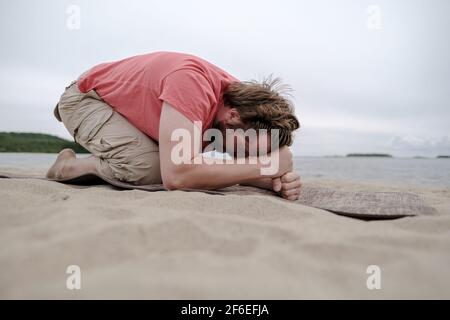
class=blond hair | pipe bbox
[223,76,300,147]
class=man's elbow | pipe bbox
[162,173,188,190]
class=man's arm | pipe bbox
[240,177,274,190]
[241,172,302,201]
[159,102,292,190]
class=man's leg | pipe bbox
[47,82,162,185]
[82,110,162,185]
[47,148,98,180]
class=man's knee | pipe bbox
[53,104,62,122]
[127,151,161,185]
[106,151,162,185]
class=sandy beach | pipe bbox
[0,166,449,299]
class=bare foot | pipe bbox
[46,148,76,179]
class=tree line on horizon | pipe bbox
[0,132,88,153]
[0,132,448,158]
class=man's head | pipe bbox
[214,76,300,157]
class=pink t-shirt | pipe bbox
[77,51,239,141]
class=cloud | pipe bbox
[387,135,450,156]
[1,0,449,155]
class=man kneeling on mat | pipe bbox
[47,51,302,200]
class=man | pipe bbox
[48,51,301,200]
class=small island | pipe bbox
[437,155,450,159]
[346,153,393,158]
[0,132,88,153]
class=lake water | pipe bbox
[295,156,450,187]
[1,153,449,187]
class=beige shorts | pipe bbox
[54,81,162,185]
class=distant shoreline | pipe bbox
[346,153,392,158]
[0,132,88,153]
[1,132,448,158]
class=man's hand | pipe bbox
[272,171,301,201]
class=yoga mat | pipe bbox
[0,172,437,220]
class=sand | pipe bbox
[0,167,449,299]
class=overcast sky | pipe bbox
[0,0,449,156]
